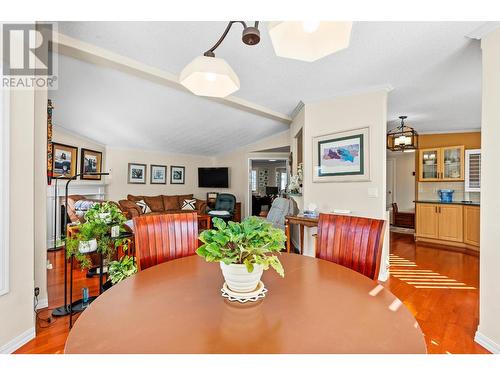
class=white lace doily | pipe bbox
[221,281,268,303]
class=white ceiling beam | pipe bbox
[52,32,292,125]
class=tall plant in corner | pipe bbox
[196,217,286,293]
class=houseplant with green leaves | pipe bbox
[196,216,286,293]
[107,255,137,285]
[65,202,130,269]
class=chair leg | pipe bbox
[285,223,291,253]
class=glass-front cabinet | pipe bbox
[442,146,464,180]
[419,145,465,181]
[420,148,440,180]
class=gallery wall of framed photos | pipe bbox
[51,125,106,182]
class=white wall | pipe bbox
[0,89,36,353]
[387,151,415,211]
[476,27,500,354]
[301,90,389,279]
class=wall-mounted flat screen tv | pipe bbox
[198,167,229,188]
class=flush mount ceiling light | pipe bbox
[387,116,419,152]
[180,21,353,98]
[268,21,353,62]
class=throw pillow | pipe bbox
[143,195,164,212]
[163,195,179,211]
[182,199,197,211]
[136,200,152,214]
[177,194,194,207]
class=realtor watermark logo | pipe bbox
[1,23,58,89]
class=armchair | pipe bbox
[208,193,236,221]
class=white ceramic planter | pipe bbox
[79,238,98,254]
[220,262,263,293]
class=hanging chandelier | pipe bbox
[387,116,419,152]
[179,21,353,98]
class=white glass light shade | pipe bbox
[268,21,353,62]
[179,55,240,98]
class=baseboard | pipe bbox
[474,330,500,353]
[0,326,35,354]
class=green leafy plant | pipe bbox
[196,217,286,277]
[66,202,129,269]
[107,255,137,285]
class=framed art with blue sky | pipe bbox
[312,127,370,182]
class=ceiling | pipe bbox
[51,21,483,155]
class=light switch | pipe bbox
[368,188,378,198]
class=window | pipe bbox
[251,170,257,192]
[280,172,288,191]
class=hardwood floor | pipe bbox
[383,232,488,354]
[15,233,489,354]
[14,250,101,354]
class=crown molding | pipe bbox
[466,22,500,40]
[418,128,481,135]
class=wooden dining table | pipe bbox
[64,253,426,354]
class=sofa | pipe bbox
[119,194,208,219]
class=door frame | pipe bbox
[247,156,289,218]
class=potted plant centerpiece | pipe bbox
[65,202,130,270]
[196,217,286,294]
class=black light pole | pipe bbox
[51,171,109,317]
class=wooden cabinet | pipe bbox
[464,206,480,247]
[419,146,465,181]
[416,203,462,242]
[416,203,439,239]
[438,205,463,242]
[416,203,479,253]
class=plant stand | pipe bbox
[68,232,134,328]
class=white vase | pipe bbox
[220,262,263,293]
[79,238,98,254]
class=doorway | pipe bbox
[248,158,289,217]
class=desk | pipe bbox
[285,215,319,254]
[64,254,426,354]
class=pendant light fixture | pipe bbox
[180,21,260,98]
[180,21,354,98]
[387,116,419,152]
[268,21,353,62]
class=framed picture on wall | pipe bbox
[170,166,185,184]
[128,163,147,184]
[150,164,167,184]
[52,142,78,179]
[312,127,370,182]
[80,148,103,180]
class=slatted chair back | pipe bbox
[316,213,386,280]
[133,213,198,271]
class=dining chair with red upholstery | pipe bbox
[316,213,386,280]
[133,212,199,271]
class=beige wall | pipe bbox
[300,90,389,280]
[34,88,48,306]
[476,27,500,353]
[213,130,290,217]
[52,125,106,182]
[0,89,36,352]
[105,147,217,202]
